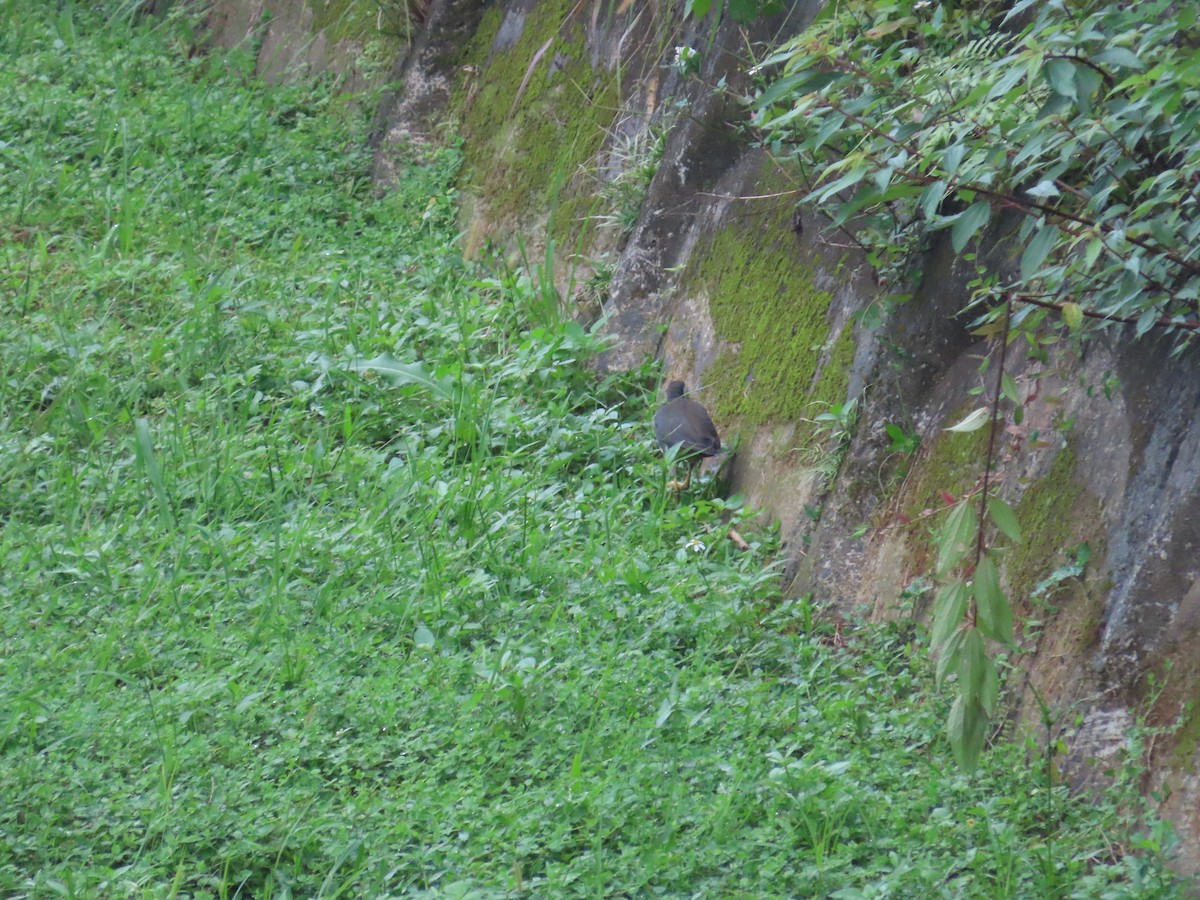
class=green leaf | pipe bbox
[813,167,869,202]
[1073,65,1103,113]
[1020,225,1058,280]
[757,71,843,107]
[1093,47,1143,70]
[1045,58,1077,100]
[951,200,990,252]
[942,144,965,180]
[974,555,1014,646]
[959,628,989,698]
[757,73,807,108]
[1000,374,1021,406]
[1001,0,1038,24]
[865,16,916,38]
[684,0,713,18]
[920,179,947,220]
[346,354,454,400]
[134,418,174,528]
[727,0,757,23]
[986,64,1026,102]
[936,626,969,687]
[980,653,1000,716]
[936,500,977,577]
[945,406,990,432]
[930,581,970,649]
[947,692,987,773]
[986,497,1022,543]
[1062,301,1084,331]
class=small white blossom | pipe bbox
[673,45,700,76]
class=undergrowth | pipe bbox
[0,2,1186,897]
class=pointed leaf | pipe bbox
[936,500,977,577]
[1045,58,1077,99]
[1093,47,1143,70]
[920,179,947,220]
[958,628,989,699]
[942,144,965,179]
[1000,374,1021,406]
[1062,301,1084,331]
[346,354,454,400]
[947,692,987,773]
[951,200,991,252]
[1021,225,1059,279]
[974,555,1014,646]
[930,581,970,649]
[986,497,1022,543]
[980,654,1000,717]
[946,406,990,432]
[936,626,969,688]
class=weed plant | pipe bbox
[0,2,1187,897]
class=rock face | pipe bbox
[201,0,1200,873]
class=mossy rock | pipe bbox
[454,0,618,247]
[690,175,853,431]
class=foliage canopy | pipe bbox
[752,0,1200,344]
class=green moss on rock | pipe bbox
[693,189,851,428]
[454,0,618,238]
[309,0,409,45]
[1007,449,1088,603]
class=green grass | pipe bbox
[0,2,1188,897]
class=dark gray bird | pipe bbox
[654,380,720,490]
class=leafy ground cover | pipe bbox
[0,2,1187,897]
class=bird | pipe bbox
[654,380,720,491]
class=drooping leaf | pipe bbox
[920,179,948,220]
[1045,58,1077,100]
[974,554,1014,646]
[942,143,965,179]
[958,627,989,699]
[865,16,916,39]
[947,692,988,773]
[951,200,991,252]
[936,500,977,577]
[1020,225,1059,279]
[1000,374,1021,406]
[936,625,969,687]
[1093,47,1143,70]
[979,653,1000,716]
[986,497,1022,543]
[930,580,970,649]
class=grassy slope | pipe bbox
[0,3,1184,897]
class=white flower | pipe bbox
[674,46,700,75]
